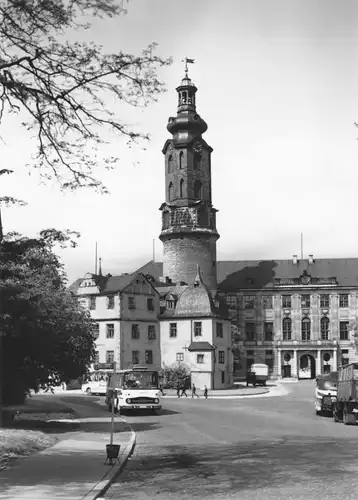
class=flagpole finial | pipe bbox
[182,57,195,77]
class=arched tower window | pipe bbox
[162,211,169,230]
[193,152,201,170]
[168,182,174,202]
[168,154,173,173]
[320,317,330,341]
[179,151,184,170]
[194,180,202,199]
[301,317,311,341]
[181,91,187,104]
[180,179,184,198]
[282,318,291,341]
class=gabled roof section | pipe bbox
[67,272,159,296]
[217,258,358,292]
[134,260,163,282]
[169,267,229,319]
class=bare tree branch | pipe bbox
[0,0,171,191]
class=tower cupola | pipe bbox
[167,68,208,139]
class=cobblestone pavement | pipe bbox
[103,381,358,500]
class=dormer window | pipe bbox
[167,300,175,309]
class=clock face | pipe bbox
[193,141,203,154]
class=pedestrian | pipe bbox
[181,383,188,398]
[204,385,208,399]
[159,383,165,396]
[191,383,199,398]
[176,381,181,398]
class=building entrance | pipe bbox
[299,354,316,379]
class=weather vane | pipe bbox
[182,57,195,76]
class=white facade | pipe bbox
[74,273,161,372]
[160,317,233,389]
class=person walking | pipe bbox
[176,381,181,398]
[181,381,188,398]
[204,385,208,399]
[159,383,165,396]
[191,383,199,398]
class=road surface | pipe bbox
[102,381,358,499]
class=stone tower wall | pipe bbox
[162,234,217,290]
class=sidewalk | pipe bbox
[162,385,272,398]
[0,399,135,500]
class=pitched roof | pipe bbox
[166,267,229,319]
[188,341,214,352]
[216,258,358,291]
[67,273,146,295]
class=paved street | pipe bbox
[101,381,358,500]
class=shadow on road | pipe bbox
[125,422,161,433]
[117,435,358,495]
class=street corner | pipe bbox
[85,418,136,500]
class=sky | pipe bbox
[2,0,358,285]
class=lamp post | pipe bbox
[212,344,217,391]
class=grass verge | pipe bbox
[0,429,57,470]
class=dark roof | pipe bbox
[135,261,163,281]
[217,258,358,292]
[67,272,150,295]
[188,341,214,352]
[166,268,229,319]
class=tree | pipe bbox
[0,0,171,192]
[159,363,191,389]
[0,229,96,404]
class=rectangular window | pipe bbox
[90,297,96,310]
[131,324,140,339]
[244,295,255,309]
[194,322,202,337]
[216,322,223,338]
[244,322,256,342]
[106,350,114,364]
[320,318,329,341]
[95,351,99,364]
[342,349,349,366]
[147,298,154,311]
[263,296,273,309]
[339,294,349,308]
[301,295,310,308]
[128,296,136,309]
[340,321,349,340]
[265,349,274,372]
[225,295,237,309]
[197,354,204,364]
[283,318,292,340]
[221,371,225,384]
[145,350,153,364]
[282,295,291,308]
[264,322,274,342]
[169,323,177,338]
[132,350,140,365]
[93,323,100,340]
[218,351,225,364]
[148,325,156,340]
[176,352,184,362]
[320,294,330,308]
[107,295,114,309]
[301,319,311,342]
[106,324,114,339]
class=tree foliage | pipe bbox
[231,323,244,359]
[0,0,171,192]
[159,363,191,389]
[0,229,96,404]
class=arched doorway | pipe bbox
[299,353,316,379]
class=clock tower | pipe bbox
[159,66,220,292]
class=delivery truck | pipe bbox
[332,363,358,425]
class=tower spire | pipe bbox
[182,57,195,77]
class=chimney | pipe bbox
[308,254,314,264]
[293,255,298,264]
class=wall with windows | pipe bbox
[119,319,161,371]
[160,317,232,389]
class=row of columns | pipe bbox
[277,348,338,378]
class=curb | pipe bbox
[81,416,136,500]
[162,389,270,399]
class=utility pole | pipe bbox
[0,209,4,427]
